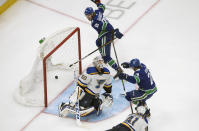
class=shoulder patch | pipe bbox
[103,67,110,74]
[87,67,98,75]
[141,63,146,68]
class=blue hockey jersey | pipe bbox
[126,64,157,95]
[91,3,114,38]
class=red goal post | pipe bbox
[14,27,82,107]
[43,27,82,107]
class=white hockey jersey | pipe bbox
[121,113,149,131]
[77,67,112,95]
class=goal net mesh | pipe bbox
[14,27,82,107]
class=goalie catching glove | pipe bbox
[91,0,101,4]
[101,92,113,107]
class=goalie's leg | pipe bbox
[58,87,85,117]
[93,97,103,116]
[58,102,70,117]
[79,93,103,116]
[59,87,104,117]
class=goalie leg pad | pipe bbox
[79,93,95,108]
[79,93,103,116]
[59,103,95,117]
[79,106,95,117]
[58,102,71,117]
[69,87,85,107]
[92,97,103,116]
[67,92,104,116]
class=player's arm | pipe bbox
[103,79,112,93]
[97,3,105,13]
[118,73,140,84]
[102,76,113,107]
[91,0,105,13]
[102,68,112,93]
[77,73,90,91]
[103,76,113,92]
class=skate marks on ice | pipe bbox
[44,79,136,122]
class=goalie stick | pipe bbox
[69,38,117,67]
[74,66,81,126]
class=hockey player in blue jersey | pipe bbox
[117,58,157,113]
[84,0,123,73]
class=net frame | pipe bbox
[42,27,82,107]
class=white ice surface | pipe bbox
[0,0,199,131]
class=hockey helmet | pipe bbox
[129,58,141,68]
[84,7,94,15]
[93,56,104,69]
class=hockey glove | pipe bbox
[102,92,113,99]
[114,29,123,39]
[125,91,134,101]
[118,73,129,80]
[121,62,130,68]
[91,0,101,4]
[102,92,113,107]
[96,38,102,47]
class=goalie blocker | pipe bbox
[59,56,113,117]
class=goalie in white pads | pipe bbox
[59,56,113,117]
[106,101,150,131]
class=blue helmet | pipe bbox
[129,58,141,68]
[84,7,94,15]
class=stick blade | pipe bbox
[76,119,82,126]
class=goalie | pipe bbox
[59,56,113,117]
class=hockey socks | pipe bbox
[108,59,118,70]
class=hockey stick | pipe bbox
[69,38,116,67]
[111,33,134,114]
[74,66,81,126]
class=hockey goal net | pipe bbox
[14,27,82,107]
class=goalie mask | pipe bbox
[93,56,104,69]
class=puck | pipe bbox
[55,75,58,79]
